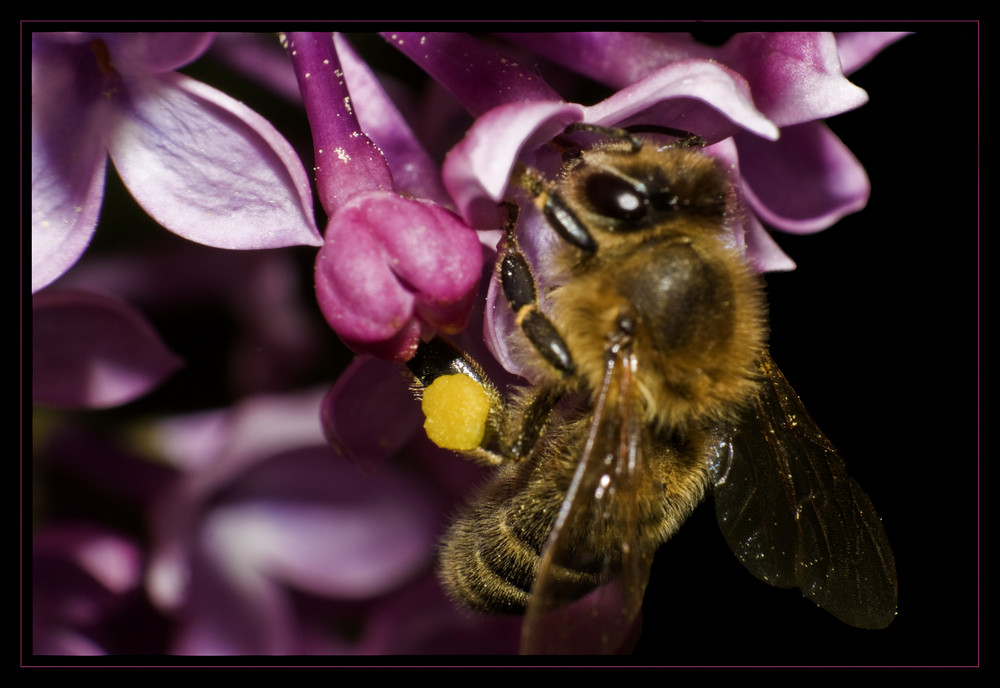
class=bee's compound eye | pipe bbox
[421,374,490,451]
[584,172,650,223]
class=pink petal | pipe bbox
[315,203,418,343]
[719,32,869,127]
[584,59,779,142]
[443,100,585,227]
[836,32,911,75]
[315,191,482,360]
[32,290,183,408]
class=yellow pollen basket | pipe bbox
[421,374,490,451]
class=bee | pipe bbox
[407,123,897,654]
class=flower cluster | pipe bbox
[29,30,904,657]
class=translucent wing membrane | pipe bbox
[521,343,650,654]
[712,353,898,629]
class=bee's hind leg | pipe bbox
[407,336,509,465]
[406,335,561,463]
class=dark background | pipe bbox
[633,25,980,666]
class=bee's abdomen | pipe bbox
[439,504,537,613]
[439,461,601,614]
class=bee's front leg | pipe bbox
[499,202,576,378]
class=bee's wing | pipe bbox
[711,352,898,629]
[520,345,650,654]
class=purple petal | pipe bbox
[359,574,522,654]
[32,290,183,408]
[836,32,911,75]
[172,524,298,654]
[335,33,449,205]
[522,581,642,654]
[743,212,797,273]
[315,191,483,360]
[505,32,871,129]
[106,71,322,249]
[102,32,215,75]
[500,31,713,89]
[320,355,423,470]
[33,628,106,656]
[33,524,143,656]
[157,446,441,654]
[717,32,869,127]
[483,263,526,378]
[42,423,177,513]
[210,33,303,104]
[383,31,564,116]
[701,138,796,272]
[284,32,394,216]
[363,199,483,322]
[175,387,329,476]
[35,524,143,599]
[482,203,578,381]
[31,37,109,292]
[202,449,438,598]
[443,100,585,227]
[584,59,779,142]
[147,389,330,614]
[737,122,870,233]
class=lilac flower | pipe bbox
[284,32,482,361]
[31,32,322,294]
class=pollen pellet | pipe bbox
[421,374,490,451]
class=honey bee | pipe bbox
[407,123,897,654]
